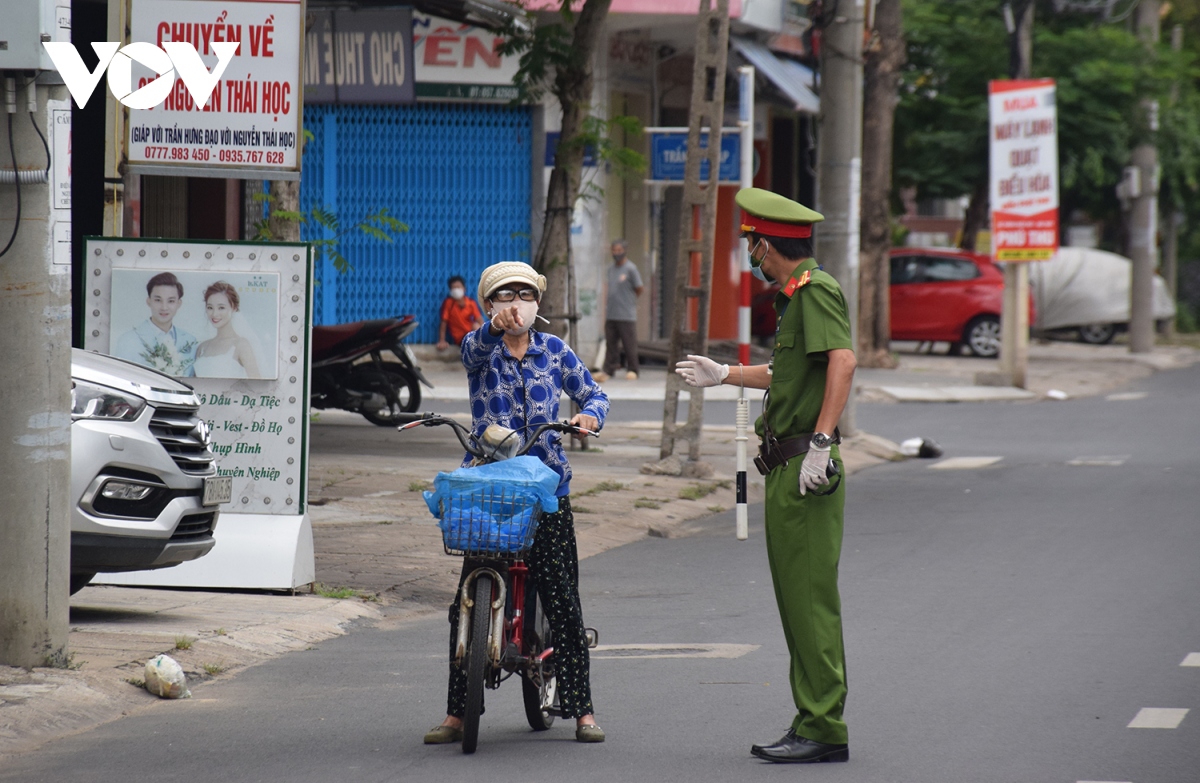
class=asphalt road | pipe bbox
[7,366,1198,782]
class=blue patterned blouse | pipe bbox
[460,326,610,497]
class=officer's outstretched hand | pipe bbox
[798,444,831,496]
[675,355,729,388]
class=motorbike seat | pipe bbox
[312,319,399,357]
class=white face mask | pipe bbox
[492,299,539,335]
[449,287,465,300]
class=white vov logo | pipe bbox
[42,42,239,110]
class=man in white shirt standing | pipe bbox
[595,239,643,381]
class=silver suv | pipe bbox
[70,349,229,594]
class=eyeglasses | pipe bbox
[491,289,539,303]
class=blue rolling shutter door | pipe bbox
[301,104,533,342]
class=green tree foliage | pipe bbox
[895,0,1200,249]
[894,0,1006,202]
[251,195,408,273]
[1035,24,1152,225]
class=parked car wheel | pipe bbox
[963,315,1002,358]
[1078,323,1116,345]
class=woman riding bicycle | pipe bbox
[424,262,610,745]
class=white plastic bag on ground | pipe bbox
[145,654,191,699]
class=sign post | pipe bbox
[988,79,1058,387]
[645,129,741,184]
[84,238,315,589]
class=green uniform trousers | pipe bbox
[762,446,848,745]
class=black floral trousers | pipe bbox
[446,496,595,720]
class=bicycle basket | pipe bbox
[437,486,542,556]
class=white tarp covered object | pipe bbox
[1027,247,1175,331]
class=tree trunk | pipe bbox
[857,0,903,369]
[269,180,302,243]
[958,178,988,252]
[530,0,612,343]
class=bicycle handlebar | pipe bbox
[397,413,598,461]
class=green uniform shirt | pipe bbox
[756,258,853,440]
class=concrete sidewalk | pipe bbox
[5,339,1195,759]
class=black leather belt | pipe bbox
[754,428,841,475]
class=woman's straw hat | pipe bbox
[477,262,547,303]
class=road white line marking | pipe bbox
[363,490,398,498]
[1067,456,1130,467]
[591,643,759,660]
[1180,652,1200,667]
[1106,391,1148,401]
[1127,708,1189,729]
[928,457,1003,470]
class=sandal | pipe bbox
[575,723,606,743]
[423,724,463,744]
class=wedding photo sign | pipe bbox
[83,237,314,589]
[109,268,281,379]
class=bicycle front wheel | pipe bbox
[521,584,558,730]
[462,573,493,754]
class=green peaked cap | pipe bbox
[735,187,824,225]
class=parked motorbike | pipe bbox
[311,315,433,426]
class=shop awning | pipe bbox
[731,37,820,115]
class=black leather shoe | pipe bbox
[751,728,795,755]
[751,731,848,763]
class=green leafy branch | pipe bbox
[250,194,408,273]
[496,3,577,105]
[576,114,647,203]
[496,3,646,203]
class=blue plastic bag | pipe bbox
[423,456,560,516]
[423,456,560,553]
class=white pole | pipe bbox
[735,65,754,541]
[735,392,749,540]
[737,66,755,367]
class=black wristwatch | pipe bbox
[810,432,833,449]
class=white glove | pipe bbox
[798,443,831,496]
[674,355,729,388]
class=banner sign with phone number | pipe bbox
[989,79,1059,262]
[126,0,303,179]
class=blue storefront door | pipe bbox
[300,103,533,342]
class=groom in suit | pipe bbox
[113,272,199,376]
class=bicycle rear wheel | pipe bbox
[462,573,493,754]
[521,584,558,730]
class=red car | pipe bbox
[889,248,1013,358]
[751,248,1027,358]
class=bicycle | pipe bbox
[398,412,600,754]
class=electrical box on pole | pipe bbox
[0,1,64,71]
[659,0,730,465]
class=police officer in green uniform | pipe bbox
[675,187,857,764]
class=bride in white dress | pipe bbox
[194,281,262,379]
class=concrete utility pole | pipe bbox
[999,0,1033,388]
[1129,0,1161,354]
[0,80,72,668]
[815,0,865,434]
[1162,23,1183,342]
